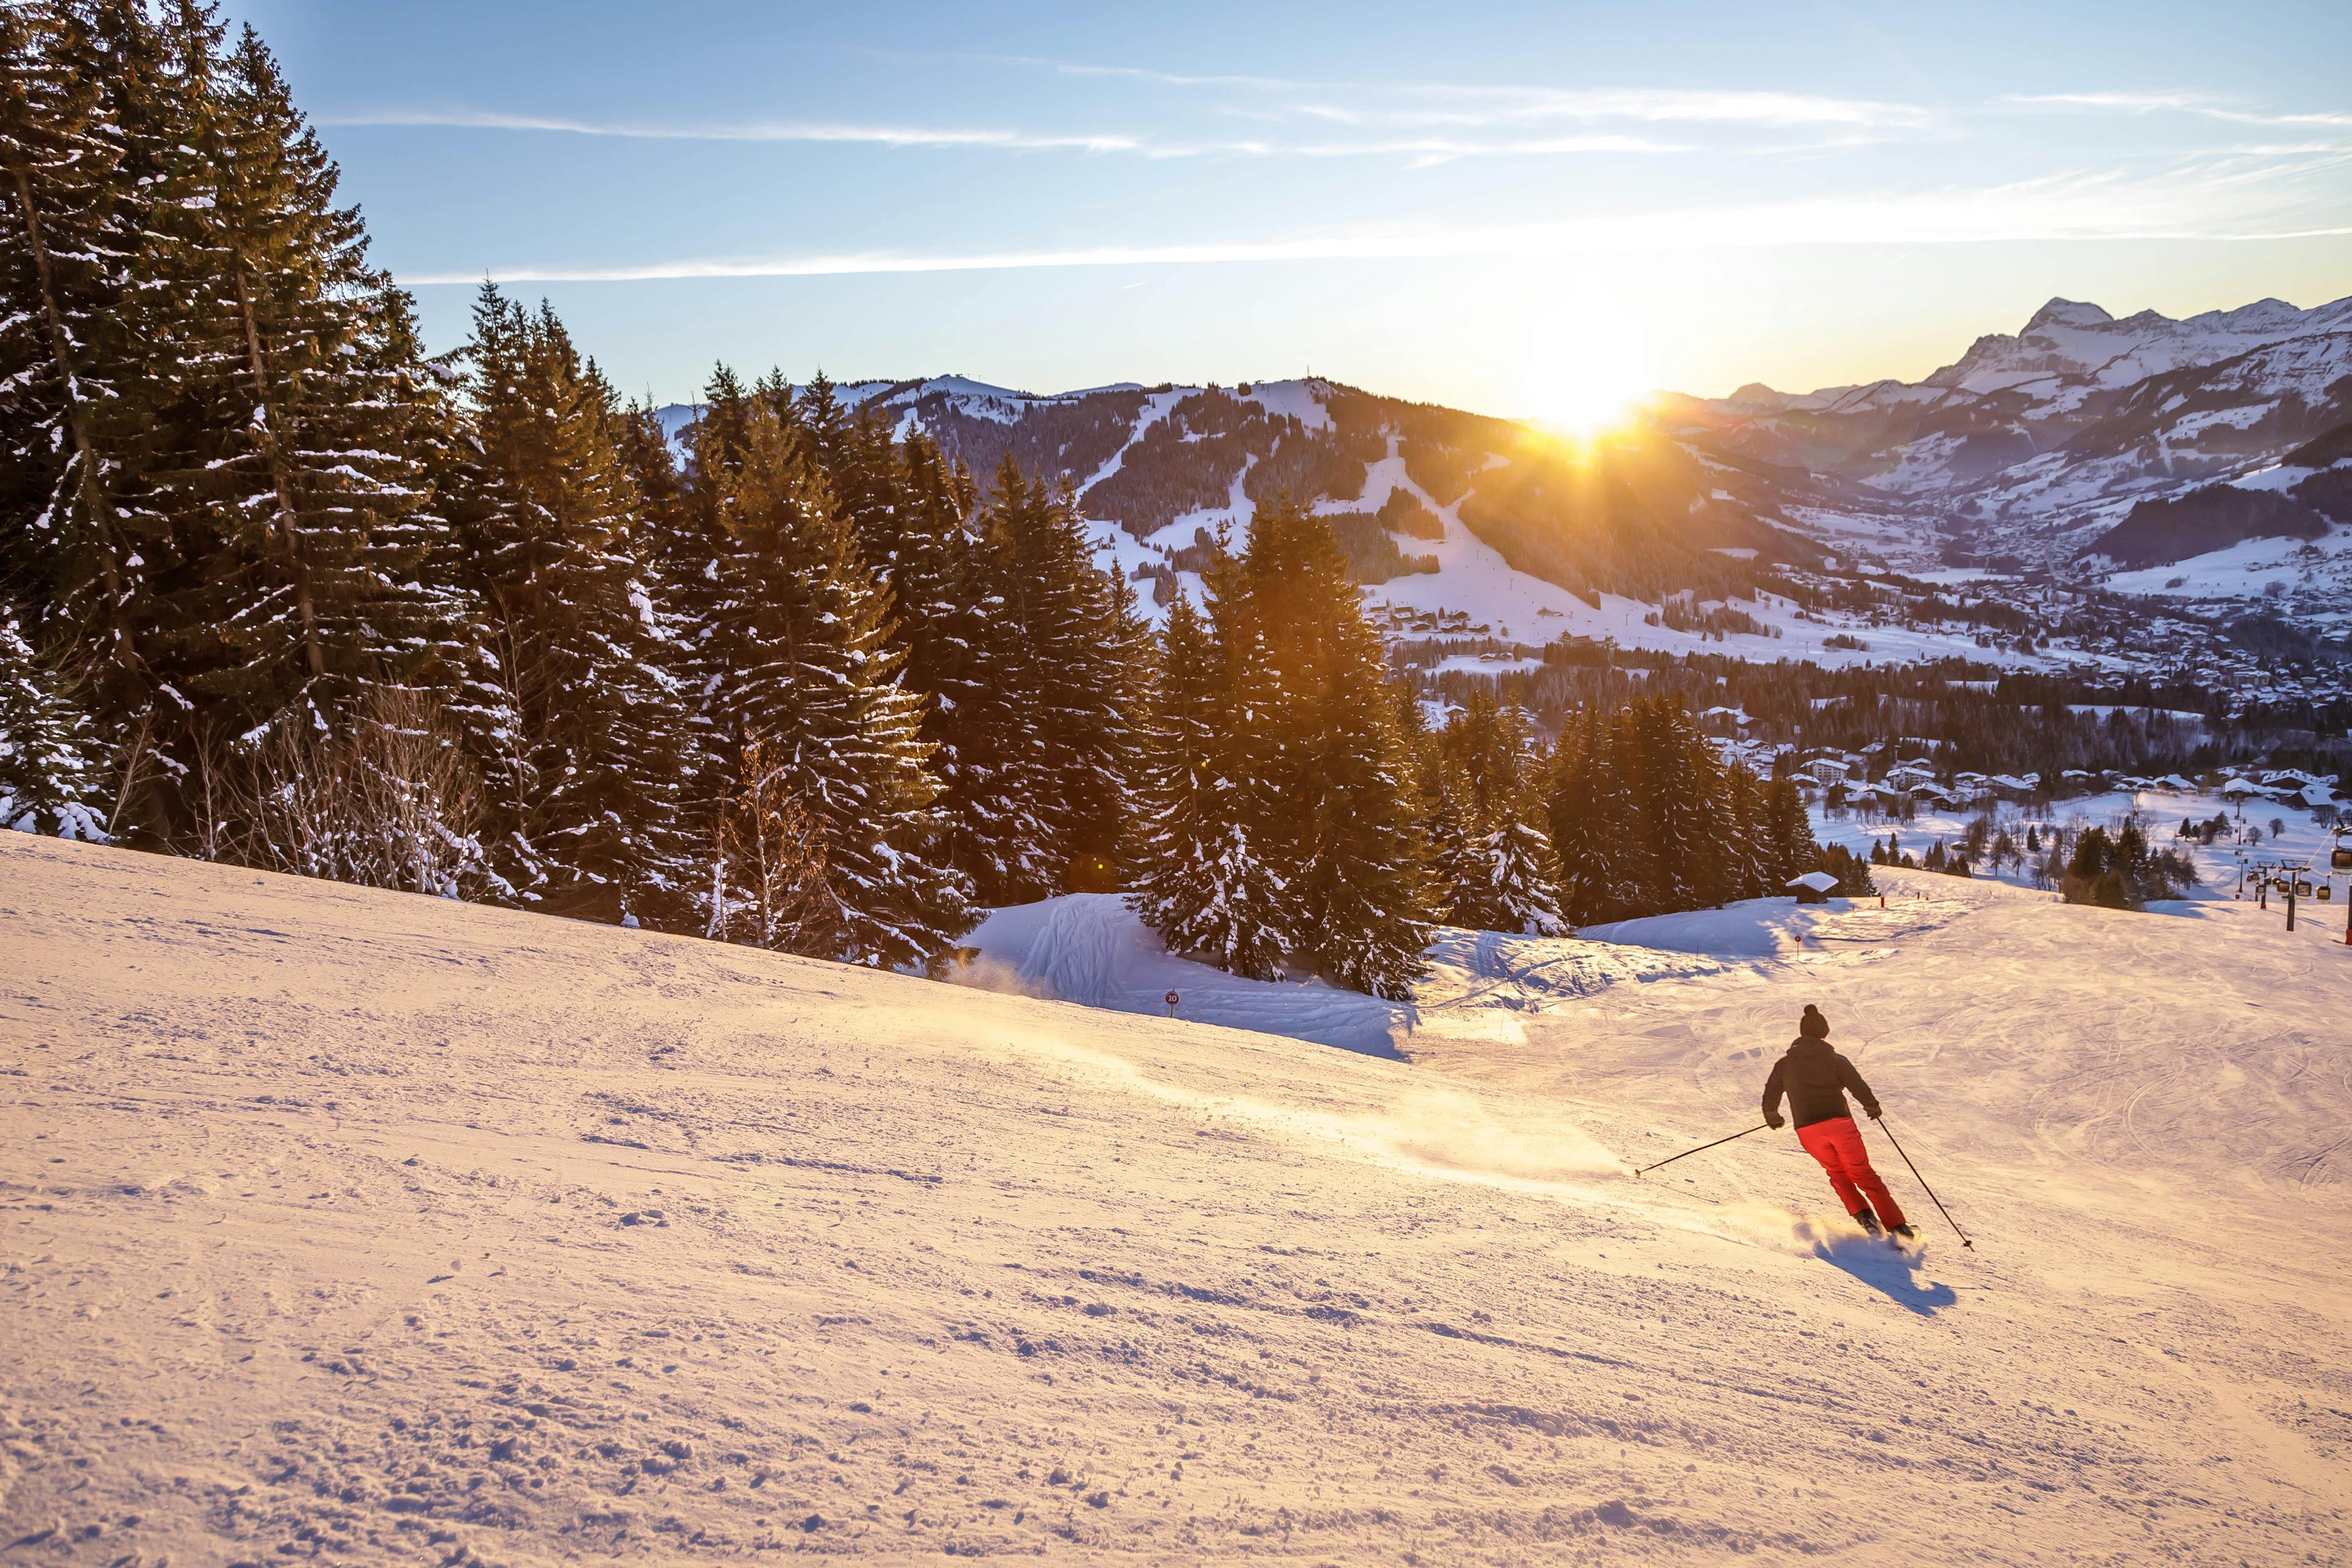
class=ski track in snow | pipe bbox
[3,835,2350,1564]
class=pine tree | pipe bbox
[1550,704,1644,925]
[1127,590,1292,976]
[1763,777,1819,888]
[0,612,109,839]
[1630,696,1725,909]
[1431,687,1563,932]
[705,398,968,968]
[952,458,1138,901]
[0,1,183,764]
[1448,820,1568,935]
[1439,688,1526,829]
[1,1,123,629]
[447,287,693,921]
[1240,499,1434,996]
[1719,763,1774,900]
[111,10,456,831]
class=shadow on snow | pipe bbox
[1809,1232,1958,1317]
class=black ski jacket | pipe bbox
[1762,1038,1881,1129]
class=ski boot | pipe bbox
[1852,1208,1883,1238]
[1887,1223,1918,1245]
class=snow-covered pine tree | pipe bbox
[1126,593,1218,930]
[1550,704,1646,925]
[1011,465,1138,893]
[1431,688,1564,933]
[1128,590,1291,976]
[663,364,769,837]
[0,612,109,839]
[1449,820,1569,936]
[1630,696,1727,910]
[792,404,1046,907]
[705,399,970,969]
[446,287,695,923]
[0,1,182,767]
[1425,775,1480,919]
[1093,564,1156,890]
[1439,687,1525,829]
[120,13,454,820]
[952,456,1138,902]
[1,2,127,638]
[613,393,722,809]
[682,364,756,499]
[1240,498,1434,997]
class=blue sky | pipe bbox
[232,0,2352,419]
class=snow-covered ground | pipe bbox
[1816,789,2351,908]
[6,835,2351,1564]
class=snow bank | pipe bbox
[958,893,1402,1056]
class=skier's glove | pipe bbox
[1866,1106,1883,1120]
[1765,1115,1784,1129]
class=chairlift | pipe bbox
[2318,882,2334,903]
[2334,844,2352,872]
[2294,880,2315,898]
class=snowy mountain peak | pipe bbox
[2022,298,2115,333]
[1920,290,2352,399]
[1721,382,1796,415]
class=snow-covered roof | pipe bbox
[1787,871,1841,892]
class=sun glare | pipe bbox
[1522,304,1653,440]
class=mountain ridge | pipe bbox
[647,292,2352,652]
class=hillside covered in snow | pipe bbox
[652,290,2352,670]
[6,826,2350,1564]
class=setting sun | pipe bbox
[1521,302,1654,437]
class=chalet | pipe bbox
[1787,870,1839,905]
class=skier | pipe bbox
[1763,1005,1915,1242]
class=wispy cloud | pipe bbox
[1292,86,1934,132]
[321,105,1692,160]
[322,107,1151,153]
[2010,92,2352,130]
[1011,56,1935,131]
[402,162,2352,287]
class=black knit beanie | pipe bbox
[1800,1005,1829,1039]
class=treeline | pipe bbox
[1450,650,2233,780]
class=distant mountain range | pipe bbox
[1669,293,2352,573]
[654,292,2352,647]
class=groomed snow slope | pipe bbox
[4,837,2350,1564]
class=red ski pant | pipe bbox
[1796,1116,1906,1227]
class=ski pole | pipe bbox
[1875,1118,1974,1249]
[1633,1122,1770,1177]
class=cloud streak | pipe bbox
[2010,92,2352,130]
[322,107,1151,153]
[401,164,2352,287]
[1014,56,1936,130]
[321,105,1697,159]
